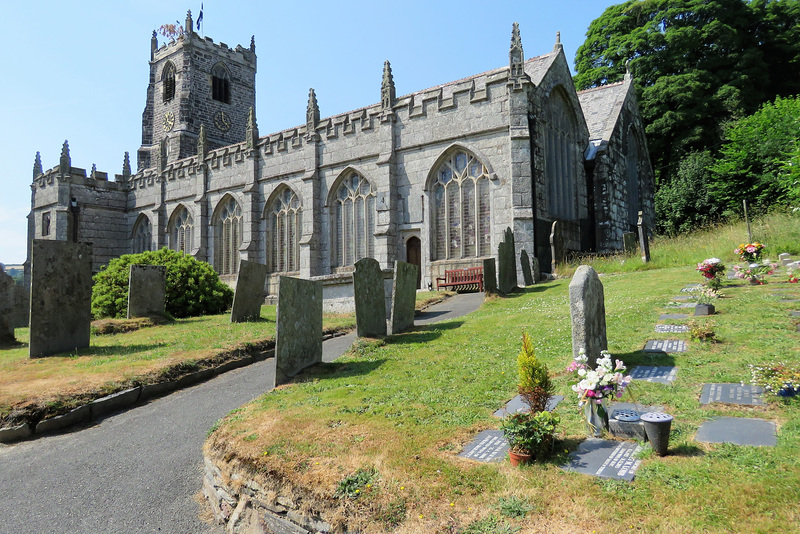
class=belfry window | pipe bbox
[267,187,302,273]
[214,196,242,275]
[545,88,578,220]
[331,172,375,268]
[211,64,231,104]
[431,151,491,260]
[132,215,153,254]
[168,206,193,255]
[162,62,176,103]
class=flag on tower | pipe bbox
[197,4,203,30]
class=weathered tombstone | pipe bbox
[637,211,650,263]
[531,256,541,283]
[482,258,498,294]
[497,227,517,294]
[550,221,564,273]
[273,276,322,387]
[230,259,268,322]
[389,260,418,335]
[127,265,166,319]
[29,240,93,358]
[622,232,637,254]
[353,257,387,337]
[569,265,607,367]
[779,253,791,266]
[0,267,15,344]
[520,249,534,286]
[12,285,29,328]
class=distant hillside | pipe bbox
[0,264,24,285]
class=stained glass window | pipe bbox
[168,206,193,255]
[545,88,578,220]
[267,187,302,273]
[332,173,375,268]
[213,197,242,275]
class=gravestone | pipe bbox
[12,285,29,328]
[671,295,692,301]
[644,339,688,353]
[779,253,791,266]
[561,439,642,481]
[699,383,764,405]
[353,257,387,337]
[459,429,508,462]
[668,302,697,309]
[29,240,93,358]
[493,394,564,418]
[0,267,15,343]
[497,227,517,294]
[659,313,688,320]
[389,261,417,335]
[274,276,322,387]
[655,324,689,333]
[127,265,166,319]
[520,249,534,286]
[531,256,541,283]
[550,221,564,273]
[482,258,498,294]
[622,232,637,254]
[637,211,650,263]
[696,417,776,447]
[569,265,607,367]
[230,260,268,322]
[630,366,678,384]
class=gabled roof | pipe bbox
[577,78,630,143]
[524,52,558,86]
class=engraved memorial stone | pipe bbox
[531,256,541,284]
[0,268,15,344]
[637,211,650,263]
[389,260,418,335]
[622,232,637,254]
[696,417,776,447]
[630,366,678,384]
[520,249,534,286]
[498,227,517,294]
[659,313,688,320]
[550,221,564,273]
[458,429,508,462]
[353,257,387,337]
[668,302,698,309]
[655,324,689,333]
[779,253,791,266]
[127,264,166,319]
[644,339,688,353]
[569,265,607,367]
[274,276,322,387]
[562,439,642,481]
[671,295,692,301]
[699,383,764,405]
[493,394,564,418]
[483,258,498,294]
[230,259,268,322]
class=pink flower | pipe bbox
[585,390,596,398]
[746,245,757,253]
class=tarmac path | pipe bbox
[0,292,483,534]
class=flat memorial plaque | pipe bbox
[700,383,764,405]
[562,439,642,481]
[655,324,689,333]
[659,313,688,320]
[667,302,698,309]
[696,417,776,447]
[644,339,688,353]
[630,366,678,384]
[681,285,701,293]
[671,295,692,301]
[459,429,508,462]
[493,395,564,418]
[791,311,800,317]
[780,299,800,303]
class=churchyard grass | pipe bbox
[207,265,800,533]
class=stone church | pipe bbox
[27,12,654,293]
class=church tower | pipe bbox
[138,11,257,170]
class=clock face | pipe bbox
[163,111,175,132]
[214,110,232,132]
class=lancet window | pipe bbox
[331,172,375,268]
[545,88,578,220]
[132,215,153,254]
[162,62,176,103]
[267,187,302,273]
[211,63,231,104]
[168,206,193,255]
[213,197,242,275]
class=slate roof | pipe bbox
[577,78,631,143]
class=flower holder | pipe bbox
[641,412,673,456]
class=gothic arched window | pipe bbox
[132,215,152,254]
[267,188,302,273]
[211,63,231,104]
[168,206,193,255]
[545,88,579,220]
[331,172,375,268]
[214,196,243,275]
[431,151,491,260]
[162,62,176,103]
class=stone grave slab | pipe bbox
[562,439,642,481]
[458,429,508,462]
[230,260,268,322]
[667,302,698,309]
[389,260,417,335]
[608,403,664,440]
[274,276,323,387]
[680,285,701,293]
[655,324,689,333]
[780,299,800,303]
[671,295,692,301]
[788,311,800,318]
[659,313,688,320]
[644,339,688,353]
[493,394,564,418]
[127,264,166,319]
[696,417,776,447]
[569,265,607,367]
[630,366,678,384]
[700,383,764,405]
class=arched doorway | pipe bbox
[406,236,421,289]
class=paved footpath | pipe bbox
[0,292,483,534]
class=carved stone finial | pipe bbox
[381,60,396,111]
[250,35,256,52]
[122,152,132,178]
[151,30,158,60]
[553,31,563,52]
[625,59,633,80]
[246,107,259,149]
[91,163,98,179]
[510,23,525,79]
[185,10,193,36]
[59,140,71,176]
[197,124,208,161]
[306,88,320,138]
[33,151,43,179]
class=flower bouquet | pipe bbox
[789,269,798,284]
[732,262,776,284]
[750,362,800,397]
[696,258,725,290]
[567,350,632,436]
[734,242,765,263]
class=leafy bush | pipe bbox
[655,151,721,235]
[516,331,553,412]
[91,248,233,319]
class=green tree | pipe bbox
[92,248,234,319]
[654,151,721,235]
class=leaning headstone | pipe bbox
[569,265,607,367]
[531,256,541,283]
[637,211,650,263]
[550,221,564,273]
[497,227,517,294]
[29,240,93,358]
[0,267,15,344]
[520,249,534,286]
[482,258,498,294]
[230,260,268,322]
[274,276,322,387]
[622,232,637,254]
[389,260,418,335]
[779,253,791,266]
[127,265,166,319]
[353,257,387,337]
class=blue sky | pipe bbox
[0,0,617,264]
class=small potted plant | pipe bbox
[695,287,719,315]
[500,410,559,466]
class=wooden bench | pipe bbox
[436,267,484,292]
